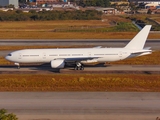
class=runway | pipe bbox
[0,65,159,74]
[0,92,160,120]
[0,39,159,50]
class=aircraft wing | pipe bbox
[64,57,98,63]
[93,46,102,48]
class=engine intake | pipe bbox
[51,59,65,68]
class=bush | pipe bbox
[0,10,102,21]
[0,109,18,120]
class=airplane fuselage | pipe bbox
[5,25,152,70]
[5,48,150,64]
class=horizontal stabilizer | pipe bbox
[131,49,152,54]
[144,47,151,50]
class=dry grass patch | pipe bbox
[0,20,159,39]
[102,15,130,23]
[0,20,110,30]
[0,74,159,92]
[0,31,159,39]
[148,15,160,23]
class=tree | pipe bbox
[0,109,18,120]
[69,0,76,2]
[104,0,110,7]
[129,2,137,14]
[79,0,86,7]
[78,0,110,7]
[147,9,152,14]
[96,0,105,7]
[6,4,15,8]
[15,10,23,14]
[19,0,26,3]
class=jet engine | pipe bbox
[51,59,65,68]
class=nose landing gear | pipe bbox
[14,63,20,69]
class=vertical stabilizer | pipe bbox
[124,25,152,50]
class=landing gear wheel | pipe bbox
[74,66,79,70]
[14,63,20,69]
[75,62,84,70]
[80,66,84,70]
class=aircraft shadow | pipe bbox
[0,63,112,73]
[28,64,61,73]
[0,64,60,73]
[66,63,110,70]
[31,63,109,72]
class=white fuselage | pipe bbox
[5,25,152,69]
[5,48,150,64]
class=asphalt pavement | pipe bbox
[0,92,160,120]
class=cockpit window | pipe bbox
[7,54,12,56]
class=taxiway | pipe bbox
[0,92,160,120]
[0,65,160,74]
[0,39,159,49]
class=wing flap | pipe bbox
[64,57,99,62]
[93,46,102,48]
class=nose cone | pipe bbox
[5,56,10,61]
[5,53,13,62]
[5,56,9,60]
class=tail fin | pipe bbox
[124,25,152,50]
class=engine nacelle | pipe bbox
[51,59,65,68]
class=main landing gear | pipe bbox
[14,63,20,69]
[74,62,84,70]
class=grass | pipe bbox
[0,20,110,29]
[0,31,159,39]
[0,19,159,39]
[0,74,159,92]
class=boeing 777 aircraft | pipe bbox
[5,25,152,70]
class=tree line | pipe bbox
[70,0,111,7]
[0,10,102,21]
[19,0,111,7]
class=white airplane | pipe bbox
[5,25,152,70]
